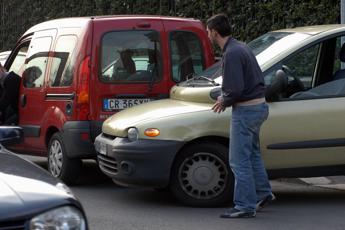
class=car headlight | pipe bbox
[30,206,86,230]
[127,127,139,142]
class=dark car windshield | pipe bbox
[181,31,311,87]
[248,32,292,56]
[178,61,221,87]
[194,61,221,80]
[248,31,311,66]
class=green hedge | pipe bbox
[0,0,340,52]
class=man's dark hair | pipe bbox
[206,13,232,37]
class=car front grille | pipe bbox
[0,220,26,230]
[98,154,118,176]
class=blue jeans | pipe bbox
[229,102,271,212]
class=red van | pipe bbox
[3,15,214,183]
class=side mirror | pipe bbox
[0,126,24,147]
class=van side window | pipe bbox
[169,31,205,82]
[23,37,52,88]
[49,35,77,87]
[100,30,161,83]
[8,44,29,75]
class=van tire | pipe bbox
[170,142,234,207]
[48,132,82,185]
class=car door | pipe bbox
[261,35,345,170]
[17,29,56,152]
[91,18,167,123]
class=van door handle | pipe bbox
[20,94,27,107]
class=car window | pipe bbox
[284,44,320,89]
[290,36,345,99]
[23,36,52,88]
[265,35,345,101]
[100,30,161,83]
[49,35,77,87]
[8,46,28,75]
[332,36,345,75]
[170,31,205,82]
[263,43,320,90]
[264,43,321,102]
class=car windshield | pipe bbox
[179,61,222,87]
[248,31,311,66]
[193,61,221,79]
[212,31,312,84]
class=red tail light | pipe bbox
[76,56,91,120]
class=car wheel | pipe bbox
[170,142,234,207]
[48,132,82,185]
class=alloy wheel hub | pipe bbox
[49,140,63,177]
[178,152,227,200]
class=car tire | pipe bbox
[170,142,234,207]
[48,132,82,185]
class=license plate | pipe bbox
[99,142,107,155]
[103,98,152,111]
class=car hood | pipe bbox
[102,98,212,137]
[0,151,75,221]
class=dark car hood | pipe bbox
[0,150,75,221]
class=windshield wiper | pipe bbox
[185,74,220,86]
[193,75,220,86]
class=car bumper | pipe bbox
[95,134,184,188]
[62,121,97,159]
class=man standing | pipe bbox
[206,14,275,218]
[0,63,21,125]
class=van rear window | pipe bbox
[100,30,161,83]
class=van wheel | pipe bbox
[170,142,234,207]
[48,133,82,185]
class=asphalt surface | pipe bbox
[25,156,345,230]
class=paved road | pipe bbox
[27,156,345,230]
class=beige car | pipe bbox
[95,25,345,206]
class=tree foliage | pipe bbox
[0,0,340,51]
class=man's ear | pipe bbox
[214,30,221,39]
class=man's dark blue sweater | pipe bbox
[221,38,265,107]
